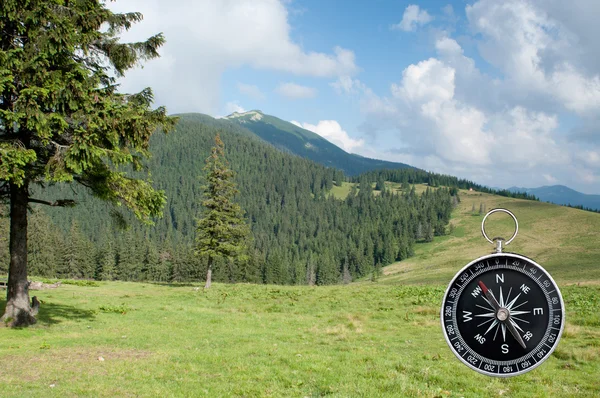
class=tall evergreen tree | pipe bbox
[195,134,250,289]
[0,0,175,325]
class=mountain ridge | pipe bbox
[507,185,600,211]
[222,110,414,175]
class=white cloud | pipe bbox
[222,101,246,115]
[330,76,367,95]
[467,0,600,115]
[107,0,357,114]
[543,174,558,184]
[238,83,265,100]
[392,5,433,32]
[291,120,365,153]
[275,82,317,99]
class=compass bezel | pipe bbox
[441,252,565,377]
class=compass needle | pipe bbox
[441,208,564,377]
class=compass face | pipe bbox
[441,253,565,377]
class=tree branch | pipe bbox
[27,198,76,207]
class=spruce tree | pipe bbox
[195,134,250,289]
[0,0,175,325]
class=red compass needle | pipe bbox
[478,281,500,311]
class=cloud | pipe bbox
[275,82,317,99]
[466,0,600,115]
[238,83,265,100]
[352,0,600,191]
[291,120,365,153]
[222,101,246,116]
[392,5,433,32]
[330,76,367,95]
[359,40,569,178]
[107,0,357,114]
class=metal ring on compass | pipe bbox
[481,208,519,246]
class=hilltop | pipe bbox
[223,110,413,175]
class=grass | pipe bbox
[381,189,600,285]
[1,188,599,396]
[1,282,599,397]
[330,182,433,200]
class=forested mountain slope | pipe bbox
[224,110,413,175]
[0,114,456,285]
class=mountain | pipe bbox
[508,185,600,210]
[224,110,412,175]
[10,113,455,285]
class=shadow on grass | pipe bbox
[148,282,200,288]
[0,299,96,326]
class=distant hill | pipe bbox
[508,185,600,211]
[223,110,413,175]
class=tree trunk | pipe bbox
[204,256,212,289]
[1,182,38,327]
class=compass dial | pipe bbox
[441,253,565,377]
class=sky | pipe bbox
[108,0,600,194]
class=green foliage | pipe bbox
[357,169,540,201]
[0,0,176,210]
[1,116,457,285]
[195,134,250,264]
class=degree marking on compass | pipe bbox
[547,289,556,294]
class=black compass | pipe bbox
[441,209,565,377]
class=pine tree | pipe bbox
[195,134,250,289]
[0,0,175,325]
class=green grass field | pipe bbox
[1,189,599,397]
[0,282,599,397]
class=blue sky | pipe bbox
[111,0,600,194]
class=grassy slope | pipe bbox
[0,282,598,397]
[381,188,600,285]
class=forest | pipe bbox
[0,114,457,285]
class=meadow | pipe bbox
[0,281,598,397]
[1,189,599,397]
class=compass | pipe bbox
[441,209,565,377]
